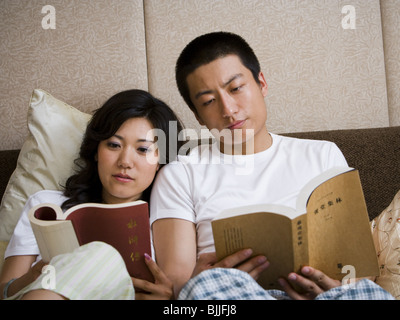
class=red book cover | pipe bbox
[32,201,154,283]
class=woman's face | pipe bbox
[97,117,159,204]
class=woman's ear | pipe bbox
[94,153,98,162]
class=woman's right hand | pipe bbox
[131,253,174,300]
[0,255,44,299]
[28,260,47,283]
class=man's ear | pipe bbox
[195,115,205,126]
[258,72,268,97]
[194,110,205,126]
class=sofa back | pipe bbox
[286,126,400,220]
[1,0,400,151]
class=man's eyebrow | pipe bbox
[223,73,243,87]
[195,89,213,101]
[194,73,244,100]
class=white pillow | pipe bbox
[0,89,91,241]
[371,190,400,300]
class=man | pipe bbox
[150,32,392,300]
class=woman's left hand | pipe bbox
[131,253,174,300]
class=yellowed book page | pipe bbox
[213,212,297,289]
[307,170,379,280]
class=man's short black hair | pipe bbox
[175,32,261,114]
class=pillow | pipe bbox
[0,89,91,241]
[371,190,400,300]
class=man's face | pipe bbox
[186,54,269,154]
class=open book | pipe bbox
[212,167,380,289]
[29,200,154,282]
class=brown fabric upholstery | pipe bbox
[1,127,399,220]
[284,127,400,219]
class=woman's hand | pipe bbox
[28,260,47,283]
[0,256,44,299]
[278,266,341,300]
[131,253,174,300]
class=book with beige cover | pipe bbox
[212,167,379,289]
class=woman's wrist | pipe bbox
[2,270,37,299]
[2,278,17,299]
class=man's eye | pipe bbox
[232,85,243,92]
[203,99,214,106]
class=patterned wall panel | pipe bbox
[144,0,389,135]
[381,0,400,127]
[0,0,148,150]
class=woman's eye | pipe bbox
[107,142,120,149]
[138,147,150,154]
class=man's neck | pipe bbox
[219,129,272,155]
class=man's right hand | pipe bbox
[191,249,269,280]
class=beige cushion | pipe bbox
[0,89,91,241]
[0,240,8,273]
[371,190,400,300]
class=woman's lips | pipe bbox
[113,174,133,182]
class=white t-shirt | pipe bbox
[150,133,348,255]
[4,190,68,261]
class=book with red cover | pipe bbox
[29,200,154,283]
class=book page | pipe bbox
[296,166,353,211]
[306,170,379,279]
[215,203,299,221]
[212,212,296,289]
[30,220,79,263]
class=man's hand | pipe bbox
[278,266,341,300]
[191,249,270,280]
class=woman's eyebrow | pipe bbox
[137,138,155,143]
[112,135,154,143]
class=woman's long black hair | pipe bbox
[61,89,184,211]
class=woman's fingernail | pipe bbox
[144,253,151,261]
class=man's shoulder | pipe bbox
[273,133,334,145]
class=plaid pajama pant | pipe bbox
[8,242,394,300]
[178,268,395,300]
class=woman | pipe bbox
[0,89,184,300]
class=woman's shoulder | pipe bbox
[27,189,68,206]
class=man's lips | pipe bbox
[227,120,246,130]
